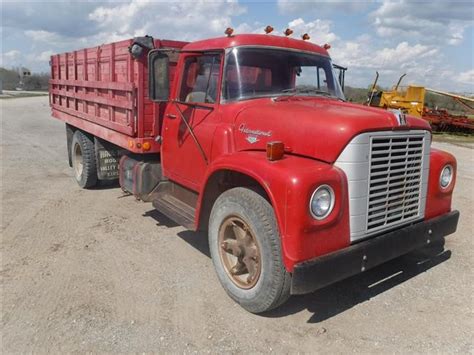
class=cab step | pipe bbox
[152,181,198,230]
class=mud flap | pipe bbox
[66,124,75,167]
[94,138,126,180]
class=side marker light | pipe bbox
[266,141,285,161]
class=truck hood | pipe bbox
[233,98,431,163]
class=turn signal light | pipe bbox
[323,43,331,50]
[142,141,151,151]
[128,140,134,148]
[302,33,310,40]
[284,28,293,36]
[264,25,274,34]
[225,27,234,37]
[266,141,285,161]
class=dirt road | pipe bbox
[2,96,473,353]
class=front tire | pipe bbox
[71,130,98,188]
[209,187,291,313]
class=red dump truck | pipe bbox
[50,31,459,313]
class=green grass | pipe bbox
[433,132,474,148]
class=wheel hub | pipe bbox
[73,142,84,179]
[218,216,261,289]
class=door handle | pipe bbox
[166,113,177,119]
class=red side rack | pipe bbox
[50,38,187,153]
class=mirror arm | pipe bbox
[174,100,214,110]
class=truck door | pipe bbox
[161,53,222,191]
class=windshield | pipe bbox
[222,47,345,102]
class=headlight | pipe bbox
[310,185,335,220]
[439,165,453,189]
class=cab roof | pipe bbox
[182,34,329,56]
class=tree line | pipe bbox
[1,66,470,114]
[0,67,49,91]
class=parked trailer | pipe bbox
[423,109,474,134]
[50,32,459,313]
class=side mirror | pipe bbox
[333,63,347,92]
[148,50,170,102]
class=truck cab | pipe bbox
[50,32,459,313]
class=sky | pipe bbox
[1,0,473,91]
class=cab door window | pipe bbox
[294,66,328,90]
[179,55,221,104]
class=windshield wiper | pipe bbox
[281,87,332,96]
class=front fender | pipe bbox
[425,148,457,220]
[198,151,350,271]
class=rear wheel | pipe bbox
[71,131,98,188]
[209,187,291,313]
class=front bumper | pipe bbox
[291,210,460,295]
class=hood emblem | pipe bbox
[398,112,407,126]
[246,136,259,144]
[239,123,272,137]
[390,109,407,126]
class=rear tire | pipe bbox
[71,131,98,188]
[209,187,291,313]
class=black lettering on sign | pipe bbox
[94,138,126,180]
[98,149,120,178]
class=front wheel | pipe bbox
[209,187,291,313]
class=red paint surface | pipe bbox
[182,34,330,56]
[199,152,350,271]
[425,148,457,220]
[50,34,456,271]
[229,98,431,163]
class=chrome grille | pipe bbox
[334,130,430,242]
[367,135,425,233]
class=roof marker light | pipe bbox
[323,43,331,50]
[264,25,274,34]
[302,33,310,40]
[284,28,293,36]
[225,27,234,37]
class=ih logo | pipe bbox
[390,109,407,126]
[246,136,259,144]
[398,112,407,125]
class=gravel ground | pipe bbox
[1,96,473,353]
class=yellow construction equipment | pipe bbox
[366,73,474,133]
[367,72,426,117]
